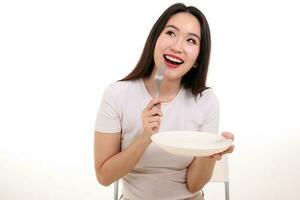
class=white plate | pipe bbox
[151,131,233,157]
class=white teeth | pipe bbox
[165,55,183,64]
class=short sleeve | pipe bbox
[199,91,220,134]
[94,83,122,133]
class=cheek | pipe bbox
[185,47,200,61]
[154,38,164,56]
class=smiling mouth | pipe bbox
[163,54,184,67]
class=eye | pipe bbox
[166,30,175,37]
[187,38,197,45]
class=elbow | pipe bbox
[187,182,205,194]
[95,170,114,186]
[96,174,113,186]
[188,186,203,194]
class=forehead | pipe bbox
[165,12,201,35]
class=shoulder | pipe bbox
[182,88,219,104]
[186,88,219,110]
[106,80,130,90]
[108,79,140,89]
[197,89,219,103]
[103,79,140,98]
[180,88,219,109]
[196,89,220,113]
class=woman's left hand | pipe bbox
[210,132,235,160]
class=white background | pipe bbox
[1,0,300,199]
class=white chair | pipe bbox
[114,156,230,200]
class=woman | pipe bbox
[94,3,234,200]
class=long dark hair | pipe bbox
[121,3,211,96]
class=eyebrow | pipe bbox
[165,24,201,41]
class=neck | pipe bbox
[143,74,181,102]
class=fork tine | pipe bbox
[155,63,166,98]
[157,63,163,77]
[155,63,164,79]
[158,64,162,76]
[162,63,166,74]
[159,62,166,77]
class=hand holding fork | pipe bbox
[141,63,166,137]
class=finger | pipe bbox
[153,102,161,110]
[152,127,159,133]
[223,145,235,154]
[211,153,219,158]
[148,122,160,128]
[147,116,161,123]
[142,106,162,118]
[211,153,222,160]
[145,98,162,111]
[216,155,222,160]
[221,132,234,141]
[218,145,234,156]
[147,108,163,117]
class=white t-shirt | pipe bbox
[94,79,219,200]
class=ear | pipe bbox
[192,63,198,68]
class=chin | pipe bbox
[164,74,182,82]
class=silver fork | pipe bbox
[154,63,166,98]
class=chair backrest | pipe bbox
[114,155,230,200]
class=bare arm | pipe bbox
[186,132,235,193]
[186,93,220,192]
[94,131,151,186]
[94,98,162,186]
[186,157,216,193]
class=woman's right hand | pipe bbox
[141,98,163,139]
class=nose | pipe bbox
[170,38,184,54]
